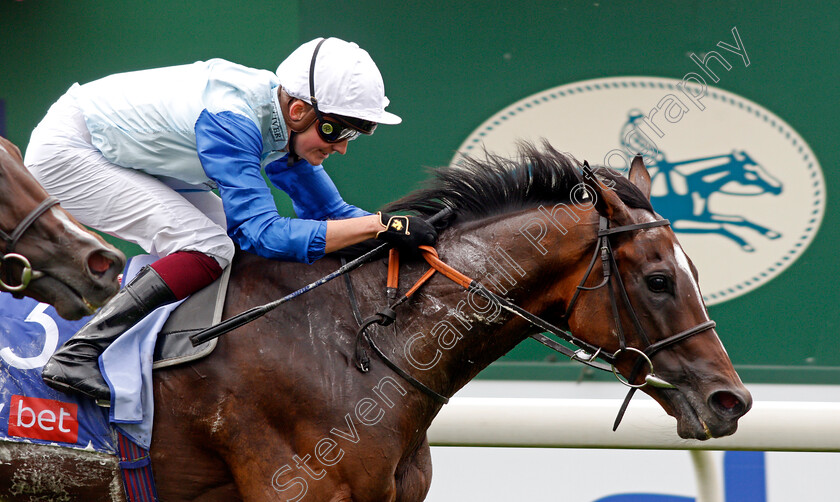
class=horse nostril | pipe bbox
[88,252,114,275]
[88,249,126,278]
[709,390,750,418]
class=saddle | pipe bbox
[151,265,231,369]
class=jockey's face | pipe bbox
[285,98,349,166]
[291,124,348,166]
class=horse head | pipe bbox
[575,155,752,438]
[0,136,125,319]
[721,150,782,196]
[683,150,782,197]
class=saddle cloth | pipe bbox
[0,255,229,453]
[101,254,228,448]
[0,293,116,453]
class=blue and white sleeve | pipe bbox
[195,109,328,263]
[265,157,370,221]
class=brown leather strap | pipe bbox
[388,245,476,302]
[418,246,474,289]
[387,248,400,293]
[403,267,437,298]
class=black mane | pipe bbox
[384,141,654,223]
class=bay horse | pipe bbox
[0,135,124,319]
[0,144,751,501]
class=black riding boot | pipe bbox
[41,266,176,405]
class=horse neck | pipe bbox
[396,206,597,397]
[0,143,51,238]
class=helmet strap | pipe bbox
[286,131,300,165]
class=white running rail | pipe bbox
[427,398,840,502]
[427,397,840,451]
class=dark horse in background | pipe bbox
[0,144,750,501]
[0,135,124,318]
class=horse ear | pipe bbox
[628,155,652,200]
[581,162,633,225]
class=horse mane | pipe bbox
[383,141,654,225]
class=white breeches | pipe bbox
[23,92,234,268]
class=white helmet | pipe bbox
[276,37,401,125]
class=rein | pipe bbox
[0,196,59,292]
[189,207,454,347]
[350,215,717,428]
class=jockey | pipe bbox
[24,37,437,405]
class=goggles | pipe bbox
[314,112,377,143]
[308,38,377,143]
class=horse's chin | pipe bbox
[658,388,739,440]
[26,276,99,321]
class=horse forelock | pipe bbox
[383,141,654,228]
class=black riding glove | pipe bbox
[376,212,438,249]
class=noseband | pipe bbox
[352,214,716,428]
[0,196,59,292]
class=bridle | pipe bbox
[553,215,716,428]
[0,196,59,292]
[556,216,716,380]
[351,212,716,428]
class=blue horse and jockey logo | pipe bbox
[458,76,825,304]
[621,110,783,253]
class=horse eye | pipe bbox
[647,275,669,293]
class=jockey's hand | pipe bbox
[376,212,438,249]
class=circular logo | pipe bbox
[454,77,824,305]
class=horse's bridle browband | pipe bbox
[0,196,59,292]
[351,214,717,428]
